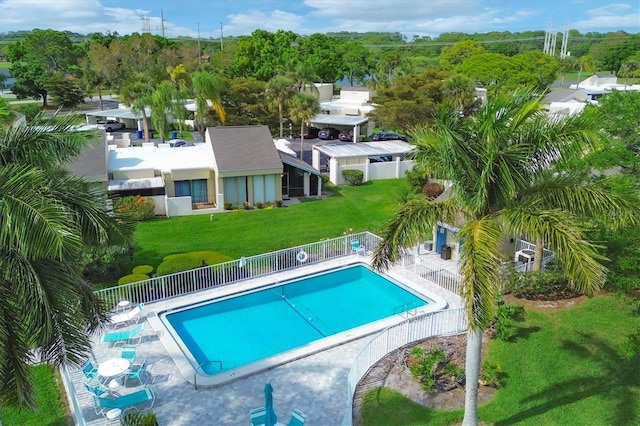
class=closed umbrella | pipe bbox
[264,381,278,426]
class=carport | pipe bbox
[312,140,415,185]
[84,107,151,132]
[309,114,368,143]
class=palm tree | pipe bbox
[0,115,132,407]
[266,75,295,138]
[371,91,640,426]
[120,75,154,142]
[289,92,320,159]
[150,80,174,142]
[192,71,226,138]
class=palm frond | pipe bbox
[372,198,461,271]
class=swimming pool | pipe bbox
[157,262,447,385]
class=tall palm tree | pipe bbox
[150,80,174,142]
[0,115,132,407]
[289,92,320,159]
[120,75,154,142]
[371,91,640,426]
[192,71,226,138]
[266,75,295,138]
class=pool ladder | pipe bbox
[194,359,223,390]
[393,301,418,319]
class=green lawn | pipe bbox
[361,296,640,425]
[1,365,71,426]
[132,179,409,268]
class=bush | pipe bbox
[156,254,203,276]
[81,244,133,283]
[122,411,158,426]
[255,202,264,209]
[118,273,150,285]
[489,300,526,341]
[114,196,155,221]
[342,169,364,186]
[480,362,505,388]
[132,265,154,275]
[503,269,583,300]
[15,104,41,123]
[224,202,233,210]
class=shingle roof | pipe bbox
[66,136,108,182]
[208,125,283,173]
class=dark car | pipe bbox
[372,131,408,142]
[318,127,340,140]
[338,130,354,141]
[301,126,320,139]
[169,139,187,148]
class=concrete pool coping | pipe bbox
[146,258,449,388]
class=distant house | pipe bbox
[543,88,588,116]
[67,125,323,217]
[315,86,376,140]
[570,73,640,101]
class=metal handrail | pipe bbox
[194,359,223,389]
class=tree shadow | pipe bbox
[504,325,541,343]
[494,331,639,425]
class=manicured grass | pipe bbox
[0,61,10,69]
[361,296,640,425]
[1,365,71,426]
[132,179,409,268]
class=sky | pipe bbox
[0,0,638,40]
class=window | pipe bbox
[174,179,208,202]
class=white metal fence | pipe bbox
[341,308,467,425]
[95,232,382,308]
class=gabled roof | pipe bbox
[544,88,586,103]
[207,125,283,173]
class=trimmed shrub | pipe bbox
[156,254,202,276]
[114,195,155,221]
[342,169,364,186]
[118,273,150,285]
[164,251,233,266]
[503,269,583,300]
[132,265,154,275]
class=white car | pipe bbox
[97,120,125,132]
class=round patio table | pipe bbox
[97,357,130,379]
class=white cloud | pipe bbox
[226,10,305,36]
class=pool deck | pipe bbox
[71,254,463,426]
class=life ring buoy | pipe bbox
[296,250,308,263]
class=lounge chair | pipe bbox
[249,407,266,426]
[121,345,137,363]
[81,359,99,380]
[126,358,150,386]
[109,304,144,329]
[93,387,155,414]
[99,322,145,346]
[351,240,366,256]
[287,409,306,426]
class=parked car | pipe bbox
[318,127,340,140]
[97,120,125,132]
[372,131,408,142]
[169,139,187,148]
[338,130,354,141]
[303,126,321,139]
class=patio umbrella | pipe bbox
[264,381,278,426]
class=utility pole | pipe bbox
[160,9,166,38]
[197,22,201,63]
[220,22,224,51]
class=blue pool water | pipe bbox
[163,265,430,374]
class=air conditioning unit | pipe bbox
[515,249,535,263]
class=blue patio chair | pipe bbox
[249,407,266,426]
[80,359,99,380]
[351,240,366,256]
[121,345,137,363]
[93,387,156,414]
[84,381,109,398]
[126,359,150,386]
[287,408,306,426]
[99,322,145,346]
